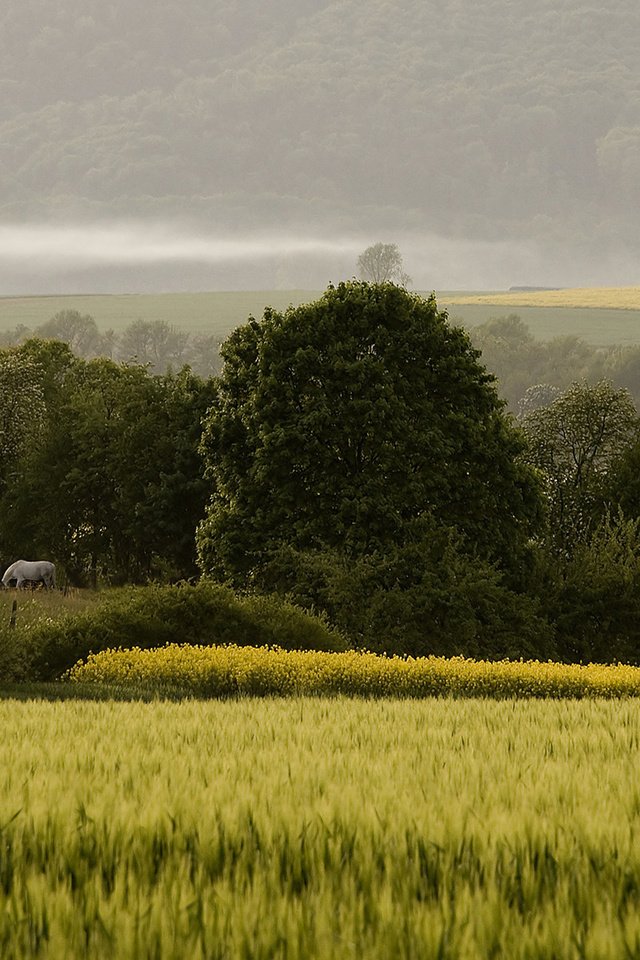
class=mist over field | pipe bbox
[2,0,640,291]
[0,223,638,296]
[0,222,544,294]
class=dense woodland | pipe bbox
[2,0,640,261]
[2,282,640,667]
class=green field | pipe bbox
[3,289,640,348]
[441,300,640,346]
[1,696,640,958]
[0,290,323,338]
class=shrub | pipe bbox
[27,582,347,681]
[546,514,640,664]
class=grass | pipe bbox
[0,587,97,631]
[0,290,322,337]
[0,697,638,957]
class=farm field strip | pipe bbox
[2,289,640,347]
[68,642,640,699]
[0,697,639,958]
[446,285,640,310]
[0,290,322,337]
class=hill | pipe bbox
[0,290,322,336]
[2,0,640,287]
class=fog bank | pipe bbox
[0,222,636,295]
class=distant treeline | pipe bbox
[0,309,222,378]
[5,307,639,414]
[3,0,640,259]
[469,314,640,414]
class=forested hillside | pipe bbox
[2,0,640,258]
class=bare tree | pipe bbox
[357,242,411,286]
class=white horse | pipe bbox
[2,560,56,590]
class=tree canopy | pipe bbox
[0,343,215,585]
[522,379,638,553]
[197,282,543,584]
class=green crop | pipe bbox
[0,698,639,957]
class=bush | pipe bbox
[259,533,555,662]
[546,514,640,664]
[0,624,37,683]
[27,582,347,681]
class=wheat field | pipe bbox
[0,696,639,958]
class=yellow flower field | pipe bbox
[67,643,640,698]
[445,285,640,310]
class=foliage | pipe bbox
[0,348,46,490]
[197,282,543,586]
[522,379,638,553]
[35,309,105,358]
[517,382,562,417]
[26,582,346,682]
[115,318,190,370]
[259,529,553,661]
[544,513,640,665]
[468,316,607,411]
[0,349,215,584]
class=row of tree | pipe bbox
[4,282,640,665]
[0,339,215,585]
[0,310,222,378]
[468,313,640,414]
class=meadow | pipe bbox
[0,290,322,337]
[0,696,639,958]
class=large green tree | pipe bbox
[197,282,543,585]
